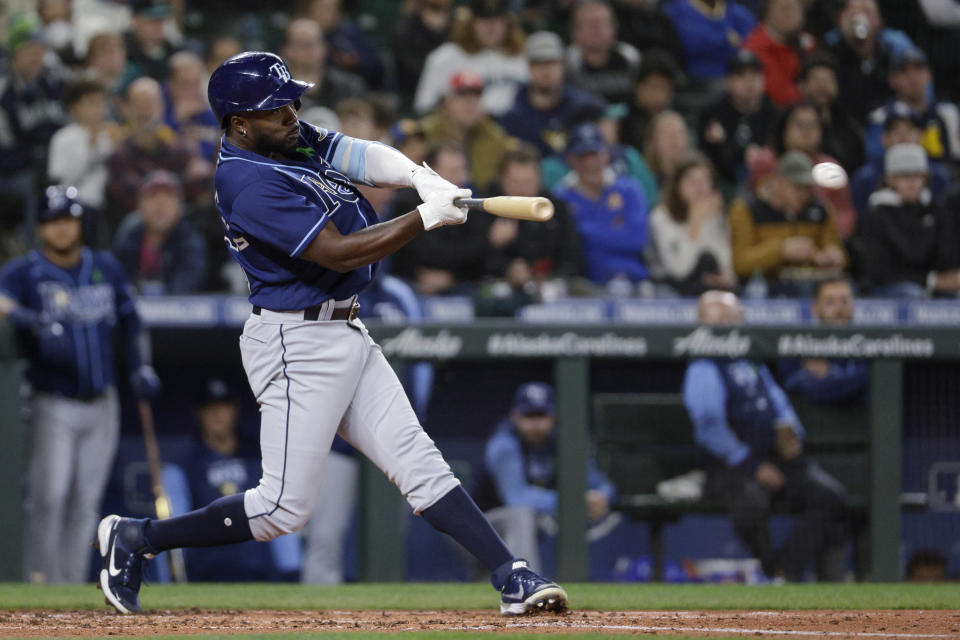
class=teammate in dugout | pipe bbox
[95,51,567,616]
[0,186,160,584]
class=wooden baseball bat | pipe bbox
[454,196,555,222]
[137,400,188,582]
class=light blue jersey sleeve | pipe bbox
[485,429,558,515]
[683,360,751,468]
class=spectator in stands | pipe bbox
[37,0,80,67]
[205,35,242,75]
[105,76,210,224]
[730,152,846,295]
[499,31,606,159]
[335,98,379,142]
[743,0,814,106]
[124,0,181,81]
[643,109,693,187]
[483,146,583,289]
[647,153,735,295]
[779,277,869,405]
[390,143,489,295]
[565,0,641,107]
[749,103,858,239]
[304,0,385,88]
[683,290,848,581]
[798,52,865,173]
[47,79,117,245]
[173,378,297,581]
[389,118,428,166]
[393,0,453,108]
[850,114,951,219]
[419,71,516,191]
[662,0,756,82]
[611,0,684,66]
[164,51,220,159]
[864,47,960,164]
[0,14,69,209]
[821,0,914,122]
[698,50,776,188]
[113,171,208,295]
[473,382,616,572]
[860,143,960,298]
[414,0,528,116]
[84,32,132,97]
[622,51,679,152]
[282,18,366,112]
[554,122,651,287]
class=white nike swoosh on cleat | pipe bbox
[107,523,121,577]
[502,585,524,601]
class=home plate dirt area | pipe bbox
[1,609,958,638]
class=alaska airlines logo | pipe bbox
[381,328,463,360]
[673,327,751,358]
[268,62,291,82]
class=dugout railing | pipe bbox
[0,312,953,582]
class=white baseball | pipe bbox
[812,162,848,189]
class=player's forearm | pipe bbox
[361,141,418,187]
[301,210,424,272]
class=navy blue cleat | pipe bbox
[95,515,153,614]
[495,559,568,615]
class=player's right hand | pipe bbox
[417,187,471,230]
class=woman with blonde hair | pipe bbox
[414,0,528,116]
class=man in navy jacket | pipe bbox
[683,290,848,581]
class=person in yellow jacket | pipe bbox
[419,70,517,192]
[729,151,846,297]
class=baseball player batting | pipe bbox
[96,51,567,616]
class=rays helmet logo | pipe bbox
[269,62,291,82]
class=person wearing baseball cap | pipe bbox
[125,0,180,81]
[729,151,846,296]
[860,143,960,298]
[499,31,605,158]
[413,0,528,116]
[850,112,952,218]
[698,49,776,188]
[0,14,68,189]
[0,184,159,584]
[177,377,299,581]
[419,70,516,190]
[472,382,615,573]
[112,171,208,295]
[553,121,652,288]
[864,45,960,164]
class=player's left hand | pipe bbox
[410,162,461,202]
[131,365,162,399]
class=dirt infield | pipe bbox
[1,609,958,638]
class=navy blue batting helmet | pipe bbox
[207,52,314,128]
[38,185,84,223]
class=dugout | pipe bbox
[1,300,958,582]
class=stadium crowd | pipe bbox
[2,0,959,308]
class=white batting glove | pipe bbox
[418,187,471,230]
[410,162,460,202]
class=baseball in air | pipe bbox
[812,162,848,189]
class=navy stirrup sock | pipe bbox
[143,494,254,551]
[421,486,513,572]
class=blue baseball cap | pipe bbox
[892,47,928,72]
[512,382,555,415]
[38,185,84,223]
[566,122,607,155]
